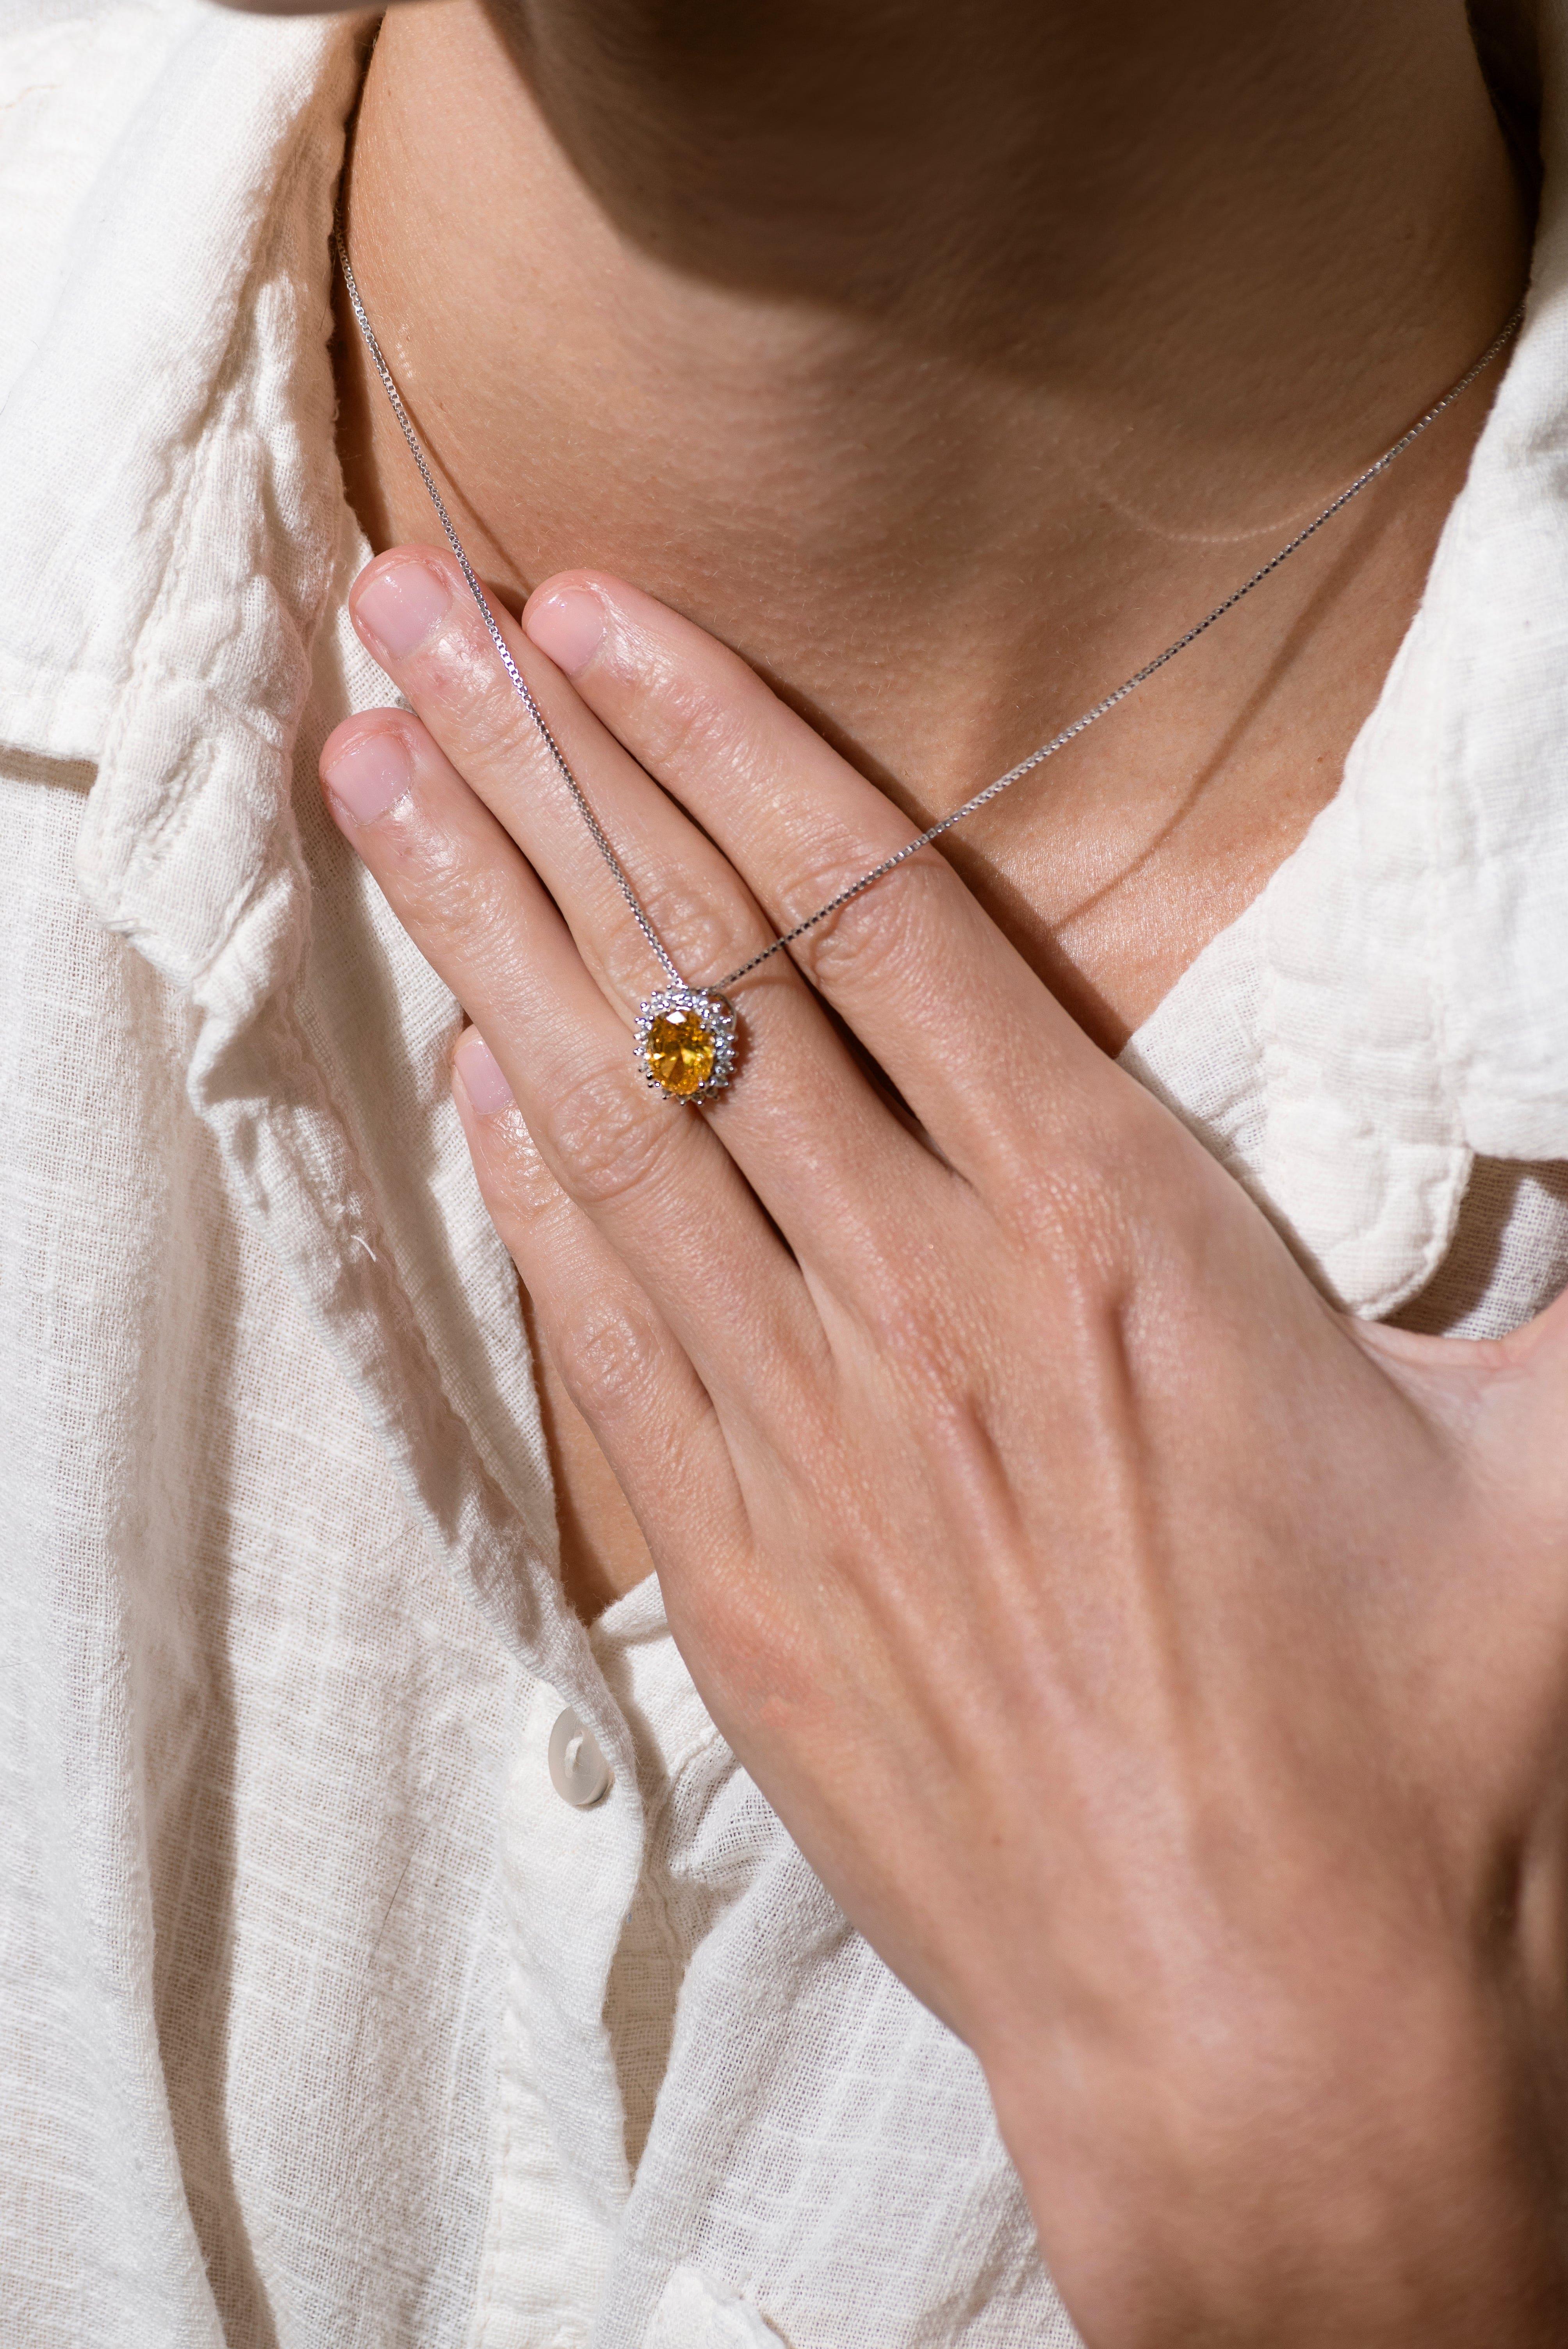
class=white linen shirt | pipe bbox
[4,5,1568,2346]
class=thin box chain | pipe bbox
[336,224,687,991]
[336,220,1520,1002]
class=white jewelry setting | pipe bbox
[634,986,739,1105]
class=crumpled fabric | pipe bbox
[0,4,1564,2347]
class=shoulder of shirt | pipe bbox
[0,3,206,402]
[0,1,187,119]
[0,0,356,763]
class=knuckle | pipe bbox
[594,921,672,1011]
[793,852,947,997]
[626,872,754,996]
[638,644,756,779]
[540,1060,678,1211]
[394,824,519,952]
[427,613,568,779]
[549,1296,667,1424]
[677,1566,814,1727]
[998,1100,1183,1294]
[859,1287,964,1401]
[1004,1144,1119,1256]
[1014,1168,1137,1326]
[832,1225,966,1390]
[469,1113,558,1222]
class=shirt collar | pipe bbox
[4,2,1568,1319]
[1126,214,1568,1315]
[1125,17,1568,1315]
[0,3,361,778]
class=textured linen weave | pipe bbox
[3,4,1568,2345]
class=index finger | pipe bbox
[520,572,1116,1173]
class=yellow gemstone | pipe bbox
[645,1008,716,1097]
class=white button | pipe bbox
[548,1708,612,1808]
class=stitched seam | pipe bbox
[636,1722,727,1966]
[1360,513,1472,1321]
[639,1741,717,1974]
[1422,507,1468,1163]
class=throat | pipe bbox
[335,0,1527,1052]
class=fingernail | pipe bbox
[453,1027,515,1116]
[524,586,606,676]
[354,555,454,659]
[322,729,413,825]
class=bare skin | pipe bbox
[330,0,1527,1612]
[317,543,1568,2343]
[244,0,1568,2329]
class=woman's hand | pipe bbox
[321,545,1568,2348]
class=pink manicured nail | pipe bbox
[354,556,453,659]
[524,587,606,675]
[322,729,413,825]
[453,1027,515,1116]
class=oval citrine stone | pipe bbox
[643,1008,716,1098]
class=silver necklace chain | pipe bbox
[336,224,1519,1002]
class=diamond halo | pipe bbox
[634,986,738,1105]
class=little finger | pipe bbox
[451,1027,744,1566]
[320,710,818,1412]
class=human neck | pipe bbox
[337,0,1526,1048]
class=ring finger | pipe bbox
[450,1028,743,1573]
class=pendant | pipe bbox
[634,986,738,1104]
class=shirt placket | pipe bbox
[465,1677,646,2349]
